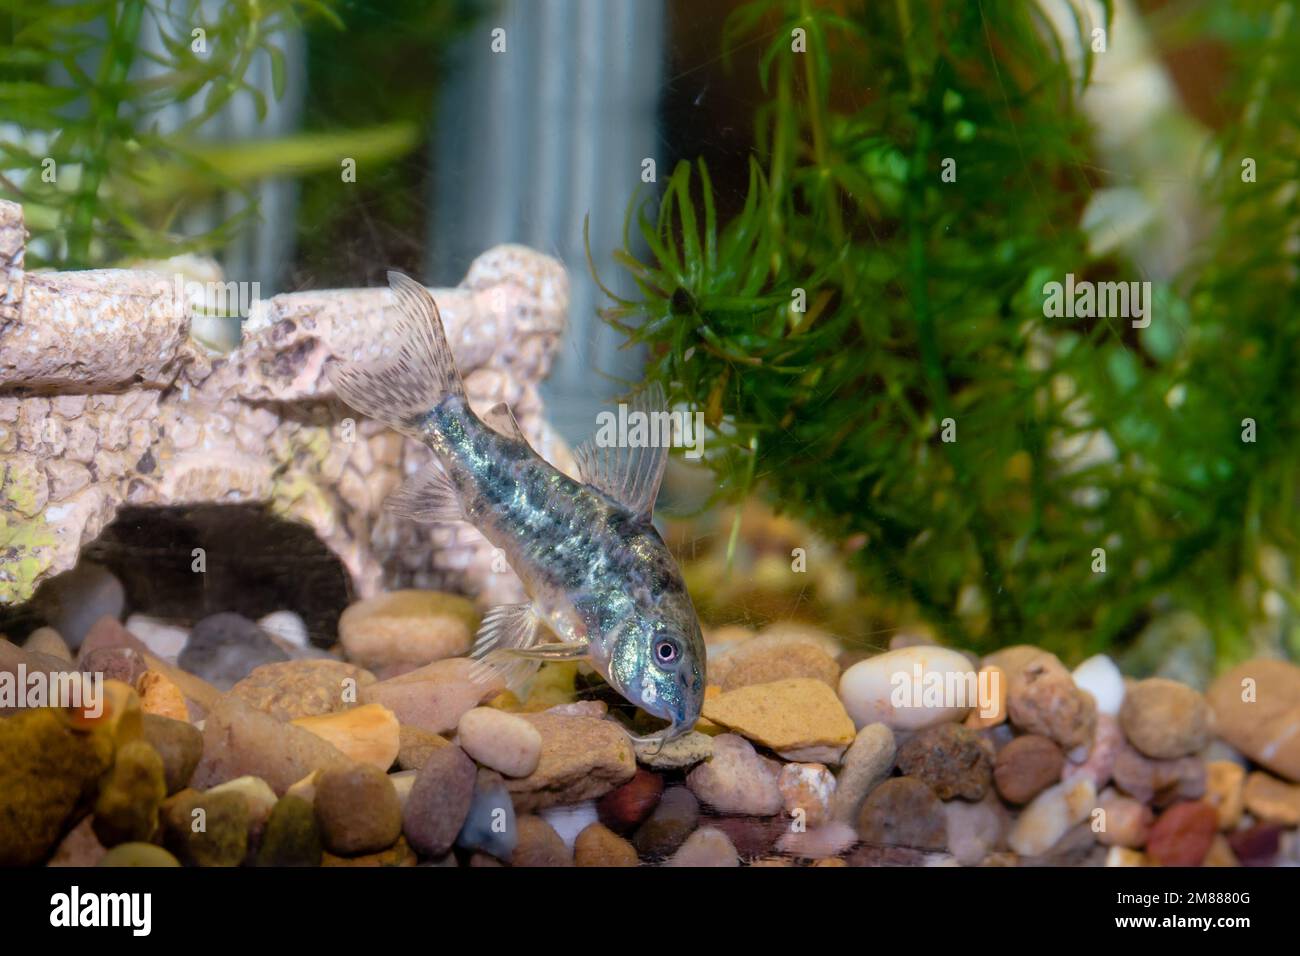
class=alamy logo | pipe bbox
[595,403,706,460]
[156,273,261,320]
[890,662,1001,718]
[50,886,151,936]
[0,667,101,716]
[1042,273,1151,328]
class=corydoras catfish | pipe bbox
[327,272,706,744]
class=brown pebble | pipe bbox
[1145,801,1216,867]
[897,723,993,800]
[856,776,946,851]
[597,769,663,833]
[994,734,1064,804]
[512,816,573,867]
[574,823,639,867]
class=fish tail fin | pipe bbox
[327,271,464,438]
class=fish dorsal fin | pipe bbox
[385,465,464,524]
[480,401,527,443]
[574,382,668,521]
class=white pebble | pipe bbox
[125,614,189,663]
[1007,777,1096,857]
[838,647,978,730]
[1071,654,1125,715]
[539,801,599,849]
[258,610,310,649]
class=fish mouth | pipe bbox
[626,722,684,756]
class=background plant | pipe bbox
[606,0,1300,667]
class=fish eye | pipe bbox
[654,639,679,667]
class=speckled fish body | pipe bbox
[327,273,706,739]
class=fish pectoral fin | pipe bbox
[384,465,465,524]
[574,381,669,522]
[467,602,545,693]
[502,640,590,661]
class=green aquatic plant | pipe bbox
[0,0,419,268]
[605,0,1300,665]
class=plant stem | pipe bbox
[66,0,145,266]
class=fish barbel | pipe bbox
[327,272,706,743]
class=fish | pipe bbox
[327,272,706,744]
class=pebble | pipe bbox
[1111,743,1205,807]
[191,696,354,794]
[403,743,476,857]
[0,707,115,865]
[292,703,400,770]
[206,775,278,835]
[80,646,148,689]
[666,827,739,867]
[686,734,782,815]
[702,678,856,751]
[634,730,713,769]
[1203,834,1240,867]
[230,659,376,721]
[457,706,543,777]
[313,764,402,856]
[1071,654,1126,715]
[1145,801,1217,866]
[512,816,573,866]
[539,801,600,849]
[989,646,1096,750]
[1227,823,1282,866]
[256,795,322,866]
[397,726,450,771]
[98,843,181,867]
[1243,771,1300,826]
[829,723,897,823]
[258,610,311,650]
[162,789,249,866]
[23,626,71,662]
[708,814,785,858]
[505,711,636,812]
[360,658,502,735]
[92,739,167,846]
[47,818,106,867]
[1207,658,1300,782]
[993,734,1063,804]
[1095,788,1153,848]
[839,647,977,729]
[1006,777,1096,857]
[710,632,841,691]
[136,670,189,721]
[179,612,291,691]
[857,776,947,851]
[140,713,203,795]
[897,722,993,800]
[943,795,1006,866]
[775,821,858,860]
[778,763,836,828]
[35,561,125,649]
[597,770,663,833]
[1105,846,1148,867]
[1205,760,1246,830]
[124,615,189,662]
[1120,677,1210,759]
[388,769,417,809]
[322,836,418,867]
[1062,713,1122,791]
[575,823,639,866]
[338,590,478,671]
[963,665,1007,729]
[632,786,699,859]
[455,768,516,860]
